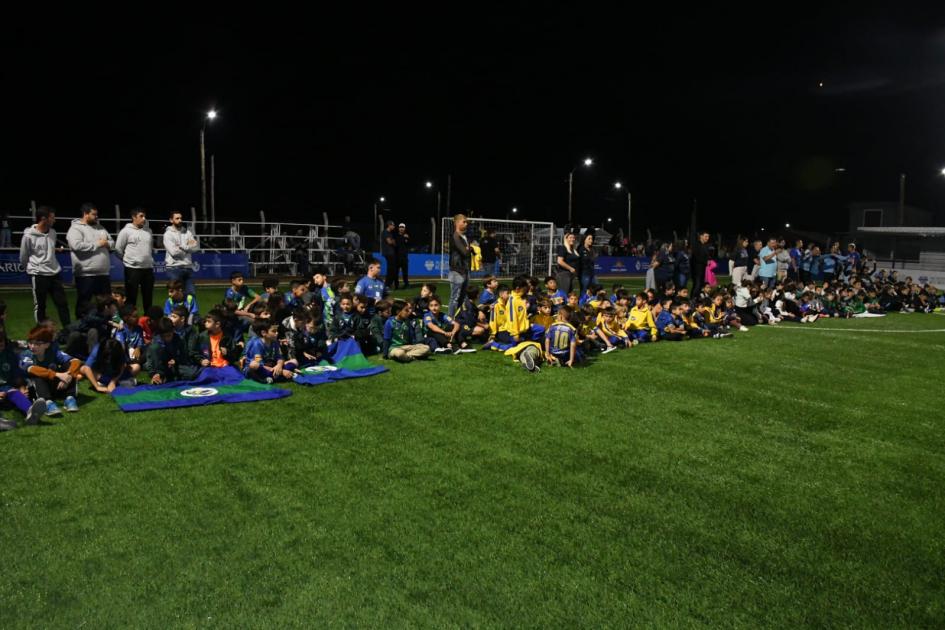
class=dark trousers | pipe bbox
[30,273,71,325]
[74,275,112,319]
[691,264,706,297]
[124,268,155,312]
[397,256,409,287]
[384,254,399,288]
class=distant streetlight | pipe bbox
[835,167,847,173]
[200,109,218,233]
[607,217,613,223]
[614,181,622,190]
[761,227,766,232]
[373,196,388,250]
[425,181,441,252]
[568,156,594,224]
[940,167,945,176]
[425,181,433,189]
[512,207,518,214]
[785,223,791,229]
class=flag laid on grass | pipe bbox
[112,366,292,412]
[294,337,389,386]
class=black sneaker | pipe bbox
[0,418,17,431]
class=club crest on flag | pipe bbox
[301,365,340,375]
[180,387,220,398]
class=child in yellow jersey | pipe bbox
[625,292,658,343]
[497,276,545,345]
[487,284,512,345]
[595,306,630,352]
[532,298,554,330]
[680,301,710,338]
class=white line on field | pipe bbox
[752,326,945,333]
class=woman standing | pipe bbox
[653,242,675,292]
[555,232,580,294]
[674,242,691,291]
[578,231,597,295]
[731,237,751,287]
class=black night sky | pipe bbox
[4,8,945,238]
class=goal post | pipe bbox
[440,217,556,280]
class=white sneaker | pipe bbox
[25,398,46,425]
[739,326,749,332]
[434,347,452,354]
[602,346,617,354]
[453,347,477,354]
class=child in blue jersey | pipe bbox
[479,276,499,307]
[164,279,199,325]
[383,300,431,362]
[329,293,358,342]
[243,320,298,382]
[544,276,567,313]
[283,280,308,311]
[225,271,260,320]
[0,324,47,429]
[355,259,389,304]
[20,325,82,416]
[454,287,490,344]
[423,295,474,354]
[655,299,687,341]
[80,338,139,393]
[114,304,145,366]
[544,305,582,367]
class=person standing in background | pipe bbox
[19,206,70,324]
[396,223,410,289]
[115,207,155,311]
[66,202,113,319]
[163,210,200,298]
[381,221,398,289]
[691,231,710,297]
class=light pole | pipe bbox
[425,181,441,252]
[614,181,631,244]
[568,157,593,225]
[200,109,217,233]
[373,196,386,250]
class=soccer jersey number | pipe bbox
[553,330,570,351]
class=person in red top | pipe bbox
[138,305,164,346]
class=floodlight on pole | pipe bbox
[425,181,433,189]
[200,109,218,234]
[207,109,218,120]
[568,156,594,224]
[614,181,622,189]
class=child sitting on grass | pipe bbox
[81,338,139,393]
[243,320,298,383]
[383,300,431,362]
[145,317,191,384]
[192,309,238,369]
[20,325,81,416]
[544,305,582,367]
[0,324,47,430]
[164,279,199,325]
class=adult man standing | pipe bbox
[66,202,113,319]
[19,206,71,324]
[115,207,155,310]
[396,223,410,289]
[757,237,779,288]
[789,239,804,282]
[448,214,472,318]
[691,231,710,297]
[480,227,501,277]
[380,221,398,289]
[163,210,200,298]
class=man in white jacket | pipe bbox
[19,206,71,324]
[66,203,114,319]
[115,207,155,310]
[163,210,200,298]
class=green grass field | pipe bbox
[2,281,945,627]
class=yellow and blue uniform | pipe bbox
[503,292,545,342]
[595,319,629,346]
[545,321,582,362]
[625,305,657,342]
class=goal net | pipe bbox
[440,217,555,280]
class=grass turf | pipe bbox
[1,282,944,626]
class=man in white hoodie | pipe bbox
[163,210,200,298]
[19,206,71,324]
[115,207,155,310]
[66,203,114,319]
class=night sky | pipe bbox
[4,8,945,238]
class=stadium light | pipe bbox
[425,181,433,189]
[207,109,217,121]
[568,156,595,224]
[379,196,386,202]
[940,167,945,176]
[614,181,622,189]
[785,222,791,228]
[512,207,518,214]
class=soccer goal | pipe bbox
[440,217,556,280]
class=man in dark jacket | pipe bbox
[691,231,711,297]
[448,214,472,317]
[381,221,398,289]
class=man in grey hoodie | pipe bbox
[115,207,155,310]
[163,210,200,298]
[66,202,114,319]
[19,206,71,324]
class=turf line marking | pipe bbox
[752,326,945,333]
